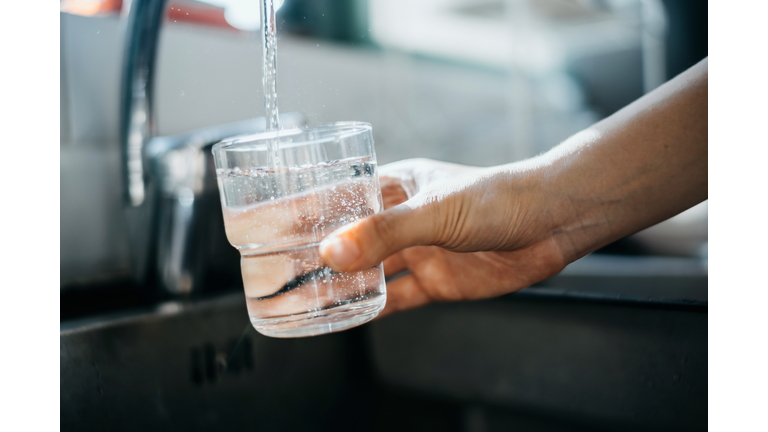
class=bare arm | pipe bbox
[525,57,708,262]
[319,58,708,315]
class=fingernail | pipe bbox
[320,237,361,270]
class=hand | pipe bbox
[319,158,569,317]
[319,59,707,317]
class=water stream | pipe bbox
[260,0,281,167]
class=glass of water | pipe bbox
[212,122,386,338]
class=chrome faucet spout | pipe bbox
[118,0,306,295]
[120,0,167,207]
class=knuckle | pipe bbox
[369,210,400,252]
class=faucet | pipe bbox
[119,0,304,296]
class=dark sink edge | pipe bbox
[60,291,246,334]
[515,286,707,311]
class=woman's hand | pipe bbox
[320,158,570,317]
[319,58,707,317]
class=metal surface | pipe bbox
[120,0,166,207]
[534,253,708,302]
[147,113,305,295]
[368,293,707,432]
[119,0,167,285]
[61,280,706,431]
[61,294,361,431]
[118,0,307,295]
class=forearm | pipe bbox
[321,59,707,280]
[534,58,708,262]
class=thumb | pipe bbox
[319,202,435,272]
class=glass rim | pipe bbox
[212,121,372,153]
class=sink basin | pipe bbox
[368,292,706,432]
[61,258,706,432]
[61,294,370,431]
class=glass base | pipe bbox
[250,295,386,338]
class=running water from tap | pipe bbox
[260,0,280,167]
[212,123,387,338]
[212,4,388,338]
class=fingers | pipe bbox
[377,274,432,318]
[383,252,409,276]
[319,203,435,273]
[380,177,410,209]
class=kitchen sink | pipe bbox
[61,254,706,432]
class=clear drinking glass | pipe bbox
[212,122,386,338]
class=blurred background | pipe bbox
[60,1,707,431]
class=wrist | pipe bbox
[518,149,614,264]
